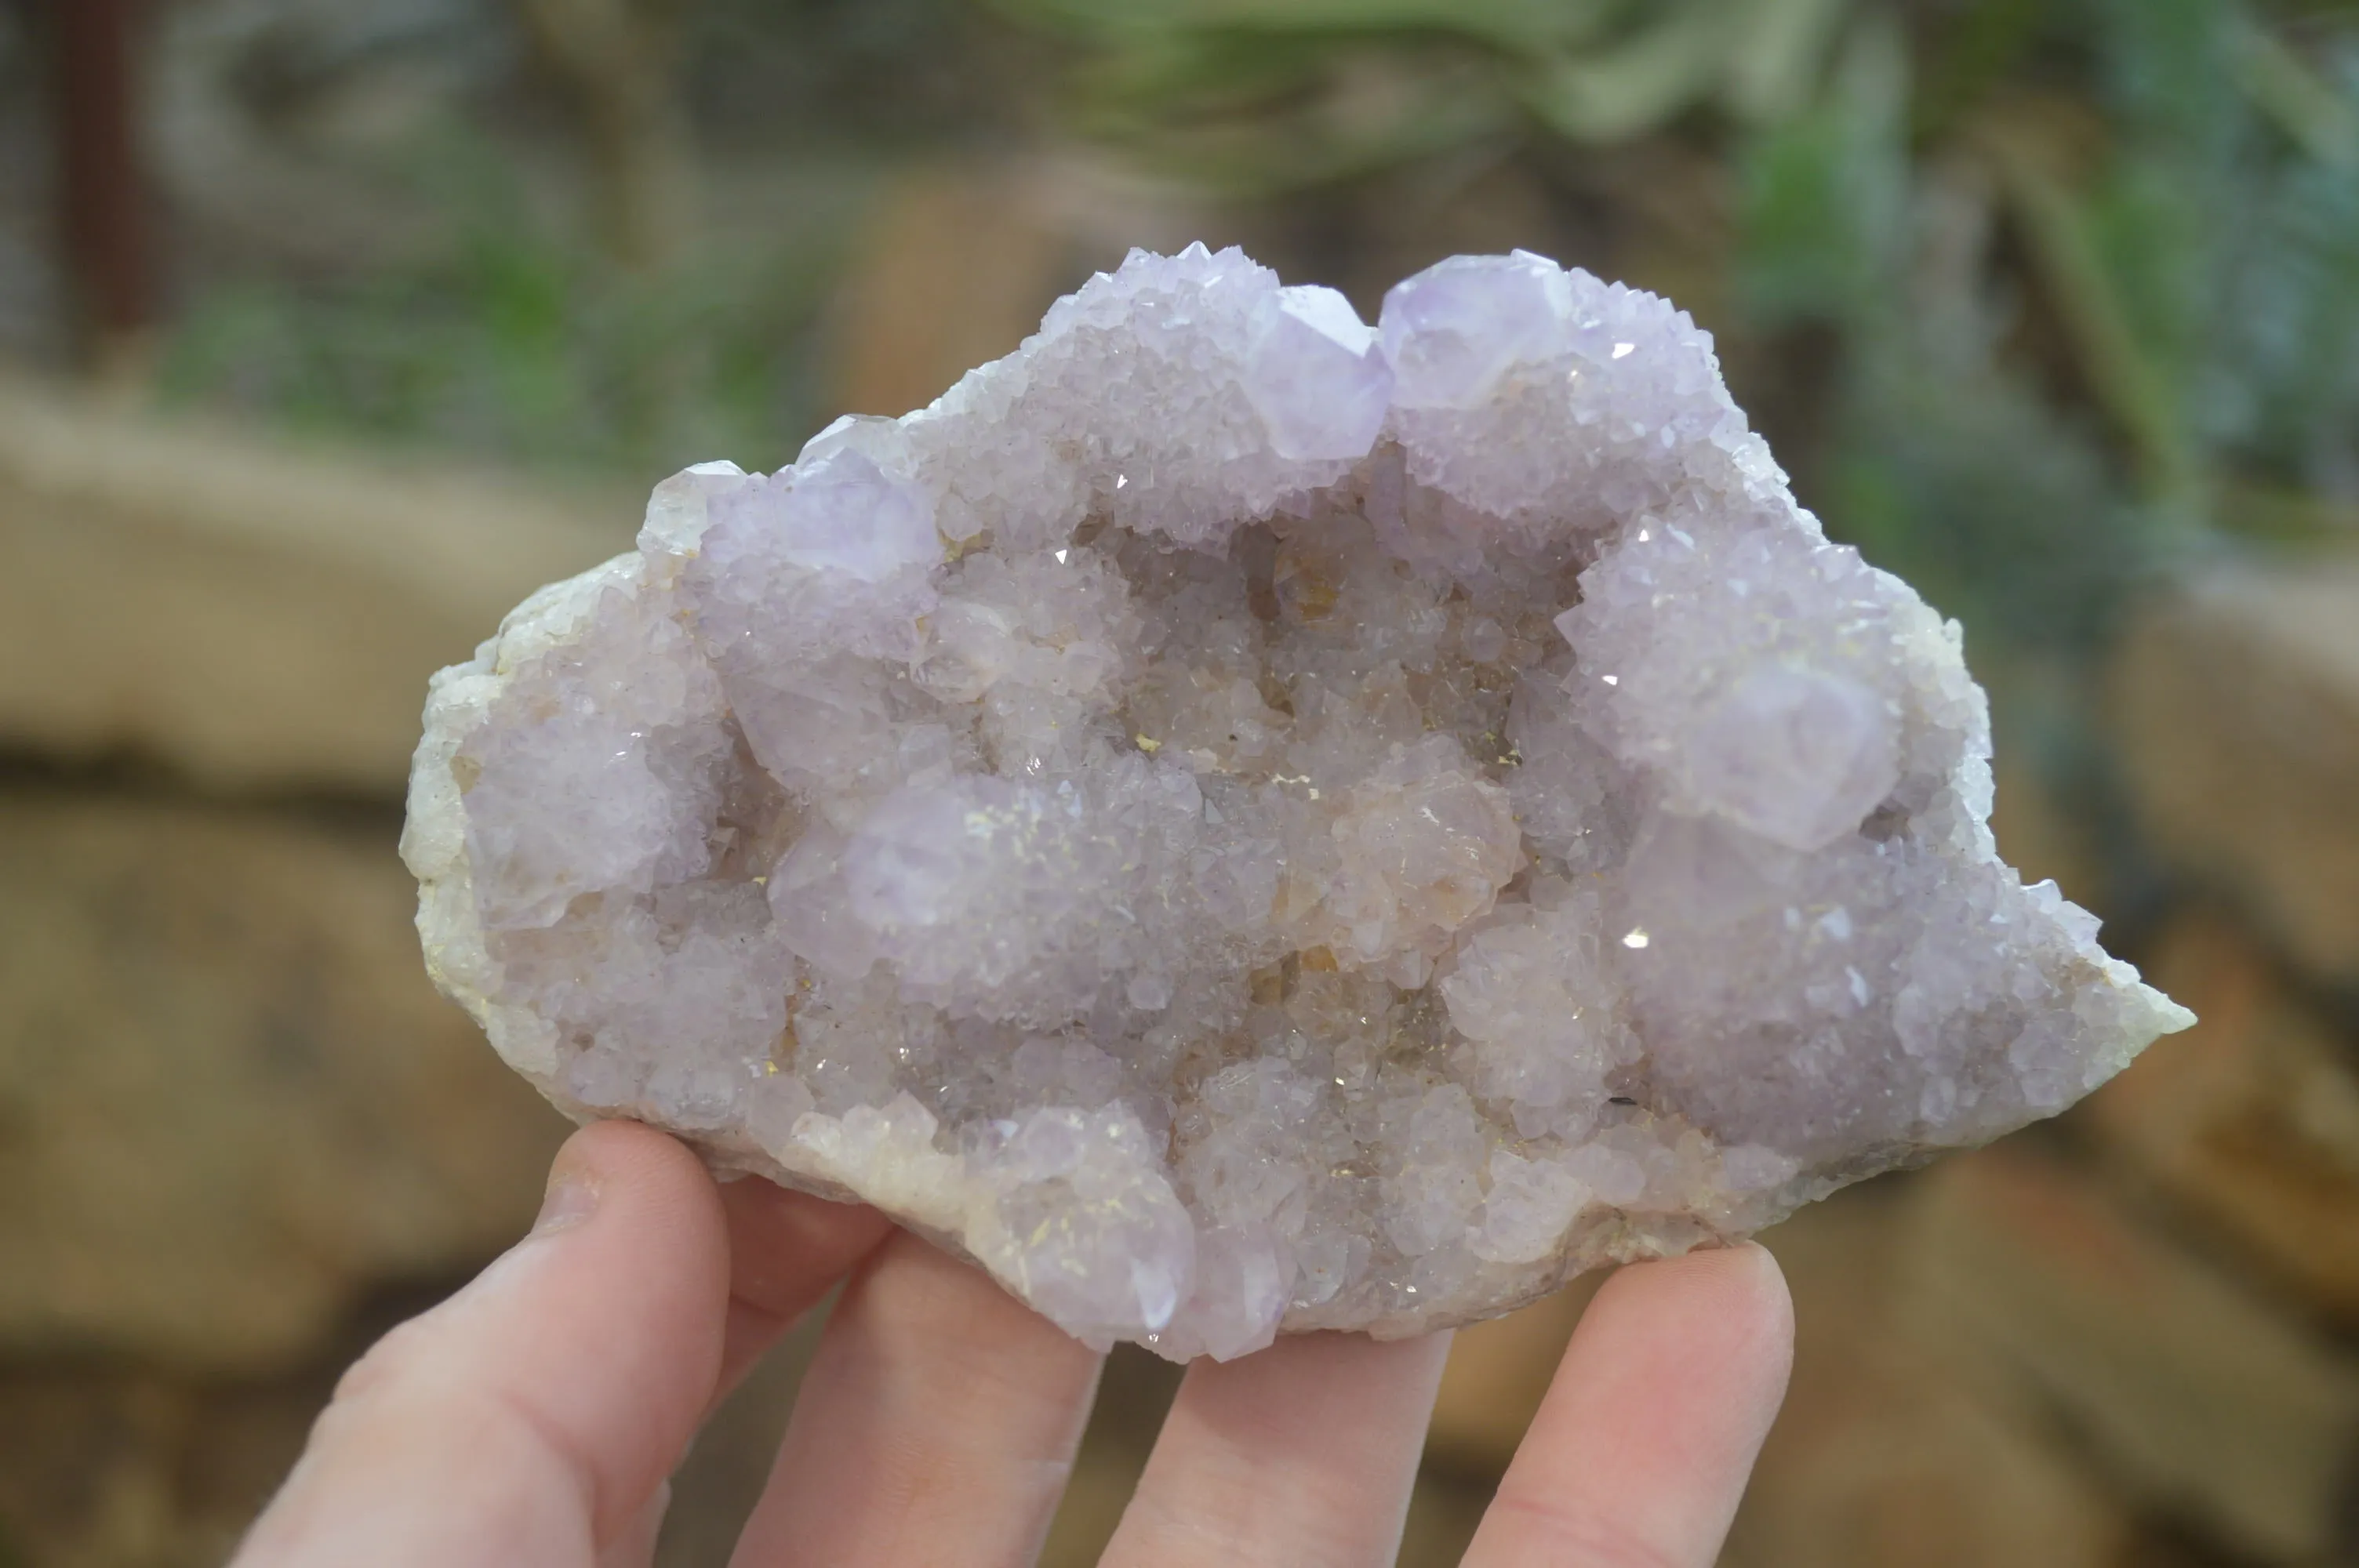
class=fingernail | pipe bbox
[532,1167,600,1237]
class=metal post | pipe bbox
[49,0,153,373]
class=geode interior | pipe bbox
[402,245,2192,1360]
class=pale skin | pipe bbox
[234,1120,1794,1568]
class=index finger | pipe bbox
[232,1124,890,1568]
[234,1121,731,1567]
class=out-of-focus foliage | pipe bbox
[987,0,1856,191]
[1738,0,2359,655]
[1732,11,2167,658]
[151,0,995,477]
[153,0,2359,633]
[159,126,851,475]
[995,0,2359,655]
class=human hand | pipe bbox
[234,1120,1793,1567]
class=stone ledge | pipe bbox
[0,789,566,1371]
[2084,909,2359,1327]
[1901,1145,2359,1564]
[0,376,637,794]
[2110,556,2359,985]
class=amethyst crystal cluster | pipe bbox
[403,247,2190,1359]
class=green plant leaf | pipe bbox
[984,0,1621,55]
[1722,0,1853,125]
[1515,0,1729,143]
[2231,16,2359,167]
[1983,130,2203,506]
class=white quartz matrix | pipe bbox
[403,246,2192,1359]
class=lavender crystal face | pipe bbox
[402,245,2192,1361]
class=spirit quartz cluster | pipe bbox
[403,246,2192,1359]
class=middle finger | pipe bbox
[727,1230,1105,1568]
[1097,1327,1454,1568]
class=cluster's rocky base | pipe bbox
[402,245,2191,1360]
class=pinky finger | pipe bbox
[1459,1243,1793,1568]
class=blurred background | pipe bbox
[2,0,2356,1562]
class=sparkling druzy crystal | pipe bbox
[402,245,2193,1360]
